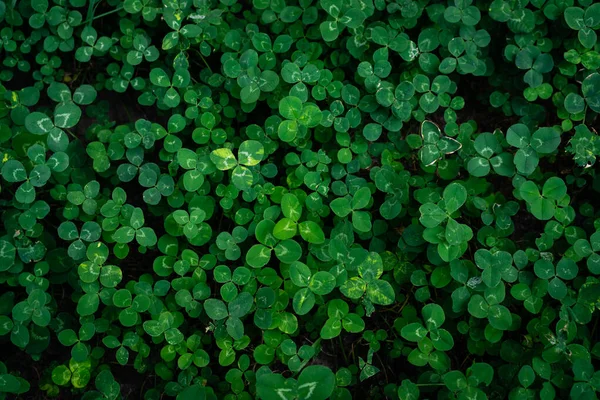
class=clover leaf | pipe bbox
[419,120,461,166]
[278,96,322,142]
[468,283,513,330]
[564,5,600,48]
[507,124,561,175]
[519,177,568,220]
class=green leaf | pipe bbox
[530,198,555,221]
[0,240,16,270]
[246,244,271,268]
[52,366,72,386]
[228,292,254,318]
[320,20,339,42]
[2,160,27,182]
[282,193,302,222]
[352,187,371,210]
[150,68,170,87]
[299,221,325,244]
[443,371,467,392]
[565,7,585,30]
[238,140,264,166]
[204,299,228,320]
[542,177,567,201]
[136,227,156,247]
[77,293,99,316]
[278,120,298,142]
[297,365,335,400]
[398,380,420,400]
[113,227,135,244]
[582,73,600,112]
[358,252,384,282]
[210,148,237,170]
[422,303,445,330]
[177,385,207,400]
[290,262,311,287]
[366,280,395,305]
[231,165,254,190]
[401,323,427,342]
[330,198,352,218]
[340,277,367,299]
[279,96,303,120]
[419,203,446,228]
[520,181,541,203]
[294,288,316,315]
[308,271,336,295]
[352,211,372,233]
[54,102,82,129]
[24,111,52,135]
[443,182,467,214]
[507,124,530,148]
[518,365,535,388]
[256,373,295,400]
[531,127,560,154]
[273,218,297,241]
[488,304,512,330]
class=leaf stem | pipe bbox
[191,48,213,73]
[79,4,124,26]
[86,0,99,25]
[338,336,349,365]
[66,129,78,140]
[199,54,212,73]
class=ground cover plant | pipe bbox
[2,0,600,399]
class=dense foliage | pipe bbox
[2,0,600,398]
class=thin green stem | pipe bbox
[199,54,212,73]
[86,0,98,24]
[79,5,124,26]
[65,129,78,140]
[338,336,349,365]
[192,48,213,73]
